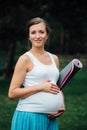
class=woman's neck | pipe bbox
[30,47,46,55]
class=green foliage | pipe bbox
[0,51,8,75]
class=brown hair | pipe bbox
[26,17,51,37]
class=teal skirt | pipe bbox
[11,110,58,130]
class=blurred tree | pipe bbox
[0,0,26,77]
[48,0,87,54]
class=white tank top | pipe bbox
[16,51,63,114]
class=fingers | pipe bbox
[50,83,60,94]
[41,80,60,94]
[48,110,65,119]
[48,114,54,119]
[51,83,60,90]
[50,88,59,94]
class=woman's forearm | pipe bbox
[8,84,42,99]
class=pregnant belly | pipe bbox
[28,91,63,114]
[41,91,63,114]
[17,91,63,114]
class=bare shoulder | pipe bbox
[52,54,59,69]
[16,53,30,66]
[14,53,31,72]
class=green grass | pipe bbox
[0,78,18,130]
[0,58,87,130]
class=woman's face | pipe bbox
[29,22,48,48]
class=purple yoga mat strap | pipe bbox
[57,59,83,90]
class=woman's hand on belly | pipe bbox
[48,105,65,119]
[40,80,60,94]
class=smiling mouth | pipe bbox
[35,40,42,43]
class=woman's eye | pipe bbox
[31,31,36,34]
[30,30,45,35]
[40,31,44,34]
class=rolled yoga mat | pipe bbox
[57,59,83,90]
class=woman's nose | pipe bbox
[36,33,40,38]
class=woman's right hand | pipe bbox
[40,80,60,94]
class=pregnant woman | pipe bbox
[8,17,65,130]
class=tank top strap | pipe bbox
[48,52,56,66]
[25,51,38,65]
